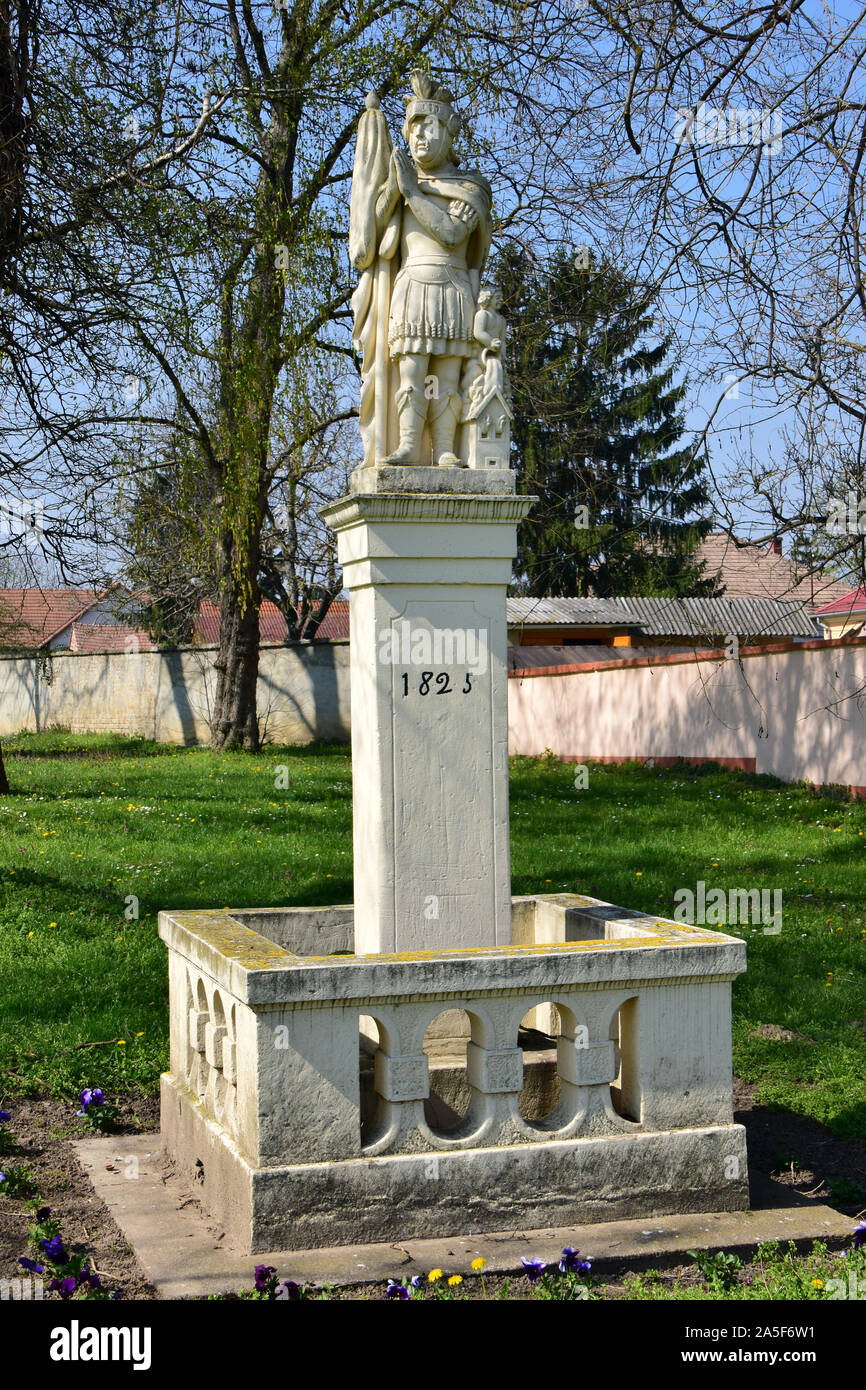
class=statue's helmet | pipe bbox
[401,68,461,144]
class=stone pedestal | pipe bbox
[156,463,751,1258]
[320,466,534,955]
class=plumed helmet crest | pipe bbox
[402,68,462,141]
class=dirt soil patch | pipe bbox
[0,1092,159,1299]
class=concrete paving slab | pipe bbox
[74,1135,858,1299]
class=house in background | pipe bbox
[505,595,822,670]
[692,533,851,610]
[0,588,137,652]
[813,588,866,639]
[0,587,351,654]
[505,533,850,668]
[0,531,846,664]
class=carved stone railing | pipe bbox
[159,894,748,1252]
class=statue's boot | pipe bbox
[381,386,426,465]
[429,391,463,467]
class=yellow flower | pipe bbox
[471,1257,486,1271]
[116,1039,126,1045]
[812,1278,823,1288]
[49,922,56,928]
[428,1269,443,1283]
[448,1275,462,1286]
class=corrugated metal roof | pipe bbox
[620,596,819,639]
[506,597,629,626]
[505,596,820,639]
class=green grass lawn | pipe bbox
[0,732,864,1141]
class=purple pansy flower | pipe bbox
[0,1110,11,1122]
[386,1279,410,1299]
[254,1263,276,1290]
[49,1275,77,1296]
[559,1246,592,1276]
[522,1256,546,1283]
[854,1223,866,1250]
[36,1206,51,1220]
[79,1089,93,1109]
[40,1234,66,1262]
[19,1257,44,1274]
[91,1088,105,1106]
[277,1280,300,1300]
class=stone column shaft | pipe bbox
[322,467,534,954]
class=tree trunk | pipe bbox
[0,740,9,794]
[210,531,262,750]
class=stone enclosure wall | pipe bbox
[0,641,351,746]
[1,634,863,791]
[507,636,866,794]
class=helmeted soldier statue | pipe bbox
[349,70,494,468]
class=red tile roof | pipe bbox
[0,588,107,648]
[313,600,349,640]
[0,589,348,651]
[68,624,158,654]
[193,598,348,643]
[694,535,851,611]
[193,599,290,645]
[813,587,866,617]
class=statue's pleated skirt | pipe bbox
[388,263,475,358]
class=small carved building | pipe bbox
[463,383,513,470]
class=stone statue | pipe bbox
[350,70,509,469]
[462,283,509,411]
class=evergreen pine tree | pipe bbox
[492,244,716,597]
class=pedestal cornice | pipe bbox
[321,490,536,531]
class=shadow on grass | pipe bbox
[737,1079,866,1216]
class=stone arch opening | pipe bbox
[422,1008,472,1134]
[359,1014,387,1147]
[610,996,640,1122]
[518,1002,562,1123]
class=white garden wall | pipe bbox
[1,634,864,791]
[0,641,351,746]
[507,637,866,794]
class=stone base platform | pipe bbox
[162,1072,749,1252]
[74,1134,854,1300]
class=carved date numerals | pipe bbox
[400,671,474,696]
